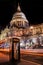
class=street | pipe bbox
[0,49,43,65]
[20,49,43,65]
[20,54,43,65]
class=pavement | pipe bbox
[0,49,43,65]
[18,59,41,65]
[0,53,9,63]
[0,59,41,65]
[0,61,17,65]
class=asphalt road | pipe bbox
[0,49,43,65]
[21,54,43,64]
[0,52,41,65]
[20,49,43,65]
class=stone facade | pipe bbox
[29,23,43,36]
[0,4,43,49]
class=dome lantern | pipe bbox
[17,3,21,12]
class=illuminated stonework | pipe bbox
[10,4,29,28]
[29,23,43,36]
[0,4,43,49]
[9,3,29,37]
[0,26,9,40]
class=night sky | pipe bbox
[0,0,43,30]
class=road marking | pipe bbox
[21,59,41,65]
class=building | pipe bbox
[10,3,29,37]
[0,4,43,49]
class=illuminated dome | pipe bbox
[10,3,29,28]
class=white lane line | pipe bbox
[21,59,41,65]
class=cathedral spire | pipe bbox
[17,3,21,12]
